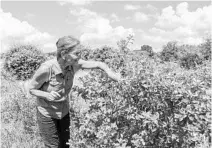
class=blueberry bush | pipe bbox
[1,38,211,148]
[4,44,46,80]
[68,44,211,148]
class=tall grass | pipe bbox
[1,69,44,148]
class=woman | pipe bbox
[27,36,121,148]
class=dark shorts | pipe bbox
[37,110,70,148]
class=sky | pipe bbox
[1,0,211,53]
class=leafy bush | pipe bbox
[1,38,211,148]
[68,49,211,148]
[141,45,154,57]
[1,69,44,148]
[75,46,126,72]
[180,53,203,69]
[4,44,46,80]
[117,34,134,54]
[160,41,179,62]
[199,36,211,61]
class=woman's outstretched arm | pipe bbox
[74,59,122,82]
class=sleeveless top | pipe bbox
[37,59,75,119]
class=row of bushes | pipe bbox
[2,37,211,81]
[67,46,211,147]
[1,69,44,148]
[1,44,45,147]
[159,38,211,69]
[1,37,211,147]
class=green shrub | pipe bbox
[75,46,125,71]
[199,37,211,61]
[117,34,134,54]
[160,41,179,62]
[180,53,203,69]
[68,49,211,148]
[1,69,44,148]
[4,44,47,80]
[141,45,154,57]
[2,39,211,148]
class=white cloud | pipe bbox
[0,12,35,38]
[135,32,169,52]
[183,37,204,45]
[155,2,212,31]
[151,2,211,46]
[58,1,67,6]
[58,0,92,6]
[24,32,53,43]
[155,6,179,29]
[146,4,157,12]
[0,8,56,53]
[69,8,134,48]
[134,12,149,22]
[24,12,36,20]
[150,27,196,38]
[137,24,205,52]
[137,29,144,33]
[43,43,56,49]
[124,4,141,11]
[142,33,169,44]
[176,2,189,16]
[149,27,203,45]
[111,13,120,22]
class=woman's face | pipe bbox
[63,46,78,66]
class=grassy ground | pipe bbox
[1,69,45,148]
[0,62,88,148]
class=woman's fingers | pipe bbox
[50,91,61,98]
[45,91,62,101]
[48,95,55,101]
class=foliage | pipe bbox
[75,46,126,72]
[1,69,44,148]
[159,39,211,69]
[141,45,154,57]
[68,48,211,148]
[180,53,203,69]
[117,34,134,54]
[199,36,211,61]
[0,52,6,59]
[1,38,211,148]
[160,41,179,62]
[46,51,57,60]
[4,44,47,80]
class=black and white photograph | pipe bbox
[1,0,211,147]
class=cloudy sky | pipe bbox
[1,0,211,53]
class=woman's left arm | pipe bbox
[74,59,122,82]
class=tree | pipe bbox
[180,53,203,69]
[117,34,134,54]
[199,35,211,61]
[160,41,179,62]
[141,45,154,57]
[4,44,46,80]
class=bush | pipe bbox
[75,46,125,71]
[180,53,203,69]
[160,41,179,62]
[68,49,211,148]
[141,45,154,57]
[2,39,211,148]
[199,37,211,61]
[4,44,47,80]
[117,34,134,54]
[1,69,44,148]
